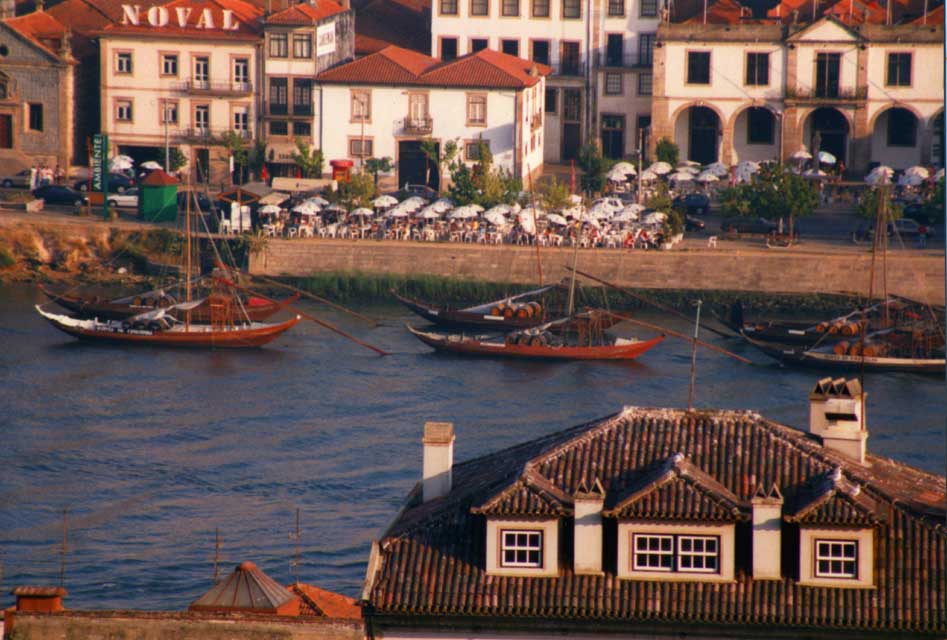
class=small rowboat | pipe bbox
[37,306,300,349]
[392,286,558,331]
[407,325,665,361]
[41,286,300,323]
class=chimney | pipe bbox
[573,479,605,575]
[422,422,454,502]
[751,484,783,580]
[808,377,868,464]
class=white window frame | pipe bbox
[500,529,543,568]
[233,108,249,133]
[161,53,178,76]
[604,72,623,96]
[116,100,133,122]
[814,539,858,579]
[677,535,719,573]
[633,534,674,572]
[115,51,132,74]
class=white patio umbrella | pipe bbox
[679,160,701,168]
[469,204,485,212]
[483,210,508,226]
[611,209,639,222]
[511,202,522,213]
[431,198,454,212]
[401,196,427,210]
[386,207,410,218]
[865,165,894,185]
[292,202,320,214]
[519,205,545,219]
[735,160,760,183]
[449,205,479,219]
[418,207,441,219]
[802,169,828,180]
[607,167,631,182]
[611,161,636,175]
[623,203,646,215]
[904,166,930,179]
[372,195,398,208]
[648,161,673,175]
[675,165,700,174]
[642,211,667,225]
[351,207,374,217]
[484,204,512,217]
[638,169,658,182]
[704,162,730,176]
[668,171,695,182]
[306,196,330,206]
[697,171,720,183]
[589,203,612,218]
[260,204,282,214]
[110,157,133,171]
[936,168,945,181]
[140,160,163,170]
[817,151,837,165]
[791,149,813,161]
[546,213,569,226]
[567,194,583,205]
[517,210,537,235]
[563,205,586,219]
[898,173,925,187]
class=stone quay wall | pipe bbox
[248,239,946,305]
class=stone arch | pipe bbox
[867,102,924,133]
[728,103,781,164]
[930,109,944,168]
[802,107,851,166]
[671,102,726,165]
[869,104,923,169]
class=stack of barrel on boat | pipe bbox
[816,319,866,336]
[833,341,888,357]
[489,301,543,320]
[505,330,552,347]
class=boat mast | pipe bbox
[185,174,192,330]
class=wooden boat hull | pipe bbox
[407,325,665,361]
[393,292,547,330]
[745,337,945,374]
[37,307,300,349]
[42,286,300,322]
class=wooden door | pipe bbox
[0,114,12,149]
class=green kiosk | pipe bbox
[138,170,179,222]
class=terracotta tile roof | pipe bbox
[603,453,749,522]
[4,10,72,57]
[910,3,943,22]
[101,0,262,38]
[684,0,753,23]
[266,0,346,25]
[472,469,574,516]
[786,467,885,525]
[317,45,549,89]
[141,169,179,186]
[11,587,67,597]
[821,0,888,24]
[367,406,946,634]
[289,583,362,619]
[354,0,429,55]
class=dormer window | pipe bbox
[798,528,874,587]
[815,539,857,579]
[630,532,721,574]
[501,530,543,568]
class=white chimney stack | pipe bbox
[809,377,868,464]
[422,422,454,502]
[573,479,605,575]
[751,484,783,580]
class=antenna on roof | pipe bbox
[687,300,702,411]
[59,507,68,589]
[213,528,221,583]
[289,508,301,584]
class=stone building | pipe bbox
[650,13,943,173]
[0,9,76,172]
[261,0,354,177]
[363,379,946,638]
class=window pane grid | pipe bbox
[633,533,720,574]
[815,540,857,578]
[531,0,549,16]
[640,0,657,15]
[562,0,580,18]
[607,0,623,15]
[678,536,718,573]
[501,530,543,568]
[440,0,458,13]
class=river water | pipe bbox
[1,283,943,610]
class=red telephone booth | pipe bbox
[330,159,353,182]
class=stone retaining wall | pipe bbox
[248,239,946,305]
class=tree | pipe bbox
[446,146,521,208]
[248,139,268,180]
[719,165,819,237]
[420,138,459,190]
[538,177,572,212]
[919,178,946,226]
[338,172,376,207]
[364,157,393,188]
[291,138,325,178]
[655,137,679,166]
[577,143,611,196]
[168,147,188,172]
[645,181,675,214]
[218,131,249,184]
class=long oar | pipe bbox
[604,311,753,365]
[219,277,390,356]
[248,274,380,327]
[567,267,732,339]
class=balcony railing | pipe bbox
[785,86,867,101]
[601,52,653,69]
[173,79,253,95]
[554,60,584,76]
[402,116,433,135]
[176,128,252,142]
[265,104,313,117]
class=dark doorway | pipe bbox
[0,114,12,148]
[808,107,848,165]
[688,107,719,165]
[195,148,210,183]
[398,140,438,190]
[933,114,944,168]
[637,115,651,165]
[562,88,582,161]
[601,114,625,159]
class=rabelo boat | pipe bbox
[392,286,562,331]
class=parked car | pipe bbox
[1,168,32,189]
[856,218,935,241]
[104,188,139,208]
[74,173,134,193]
[673,193,711,215]
[33,185,84,207]
[684,214,705,231]
[720,216,778,234]
[902,202,940,227]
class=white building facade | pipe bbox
[429,0,659,164]
[99,0,263,185]
[315,46,548,190]
[650,16,944,173]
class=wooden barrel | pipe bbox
[503,306,515,319]
[132,296,142,306]
[504,334,516,346]
[146,297,156,307]
[828,323,841,334]
[490,306,503,317]
[528,301,542,317]
[158,296,170,308]
[841,322,859,336]
[515,306,530,319]
[834,341,850,355]
[529,335,544,347]
[816,322,828,333]
[848,343,862,356]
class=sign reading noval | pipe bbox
[92,134,108,193]
[316,22,335,57]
